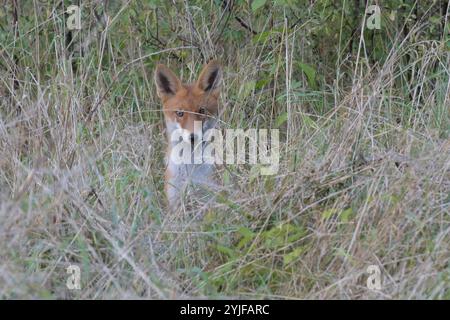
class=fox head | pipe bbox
[154,60,222,142]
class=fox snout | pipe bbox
[169,120,209,145]
[180,128,199,144]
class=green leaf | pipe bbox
[429,16,441,25]
[148,0,162,9]
[301,114,319,130]
[340,208,353,223]
[252,30,272,44]
[223,170,231,185]
[262,223,305,249]
[237,226,254,239]
[273,0,289,6]
[275,112,288,128]
[251,0,267,12]
[255,77,270,90]
[216,245,235,258]
[283,246,306,265]
[264,176,275,192]
[236,227,255,249]
[322,208,338,220]
[240,80,255,99]
[297,62,317,89]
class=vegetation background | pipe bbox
[0,0,449,299]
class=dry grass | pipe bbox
[0,1,449,299]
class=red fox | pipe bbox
[154,60,222,207]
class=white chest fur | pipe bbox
[165,121,217,204]
[166,153,216,204]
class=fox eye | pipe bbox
[199,107,206,115]
[175,110,184,117]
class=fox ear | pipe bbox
[154,64,181,100]
[196,60,222,95]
